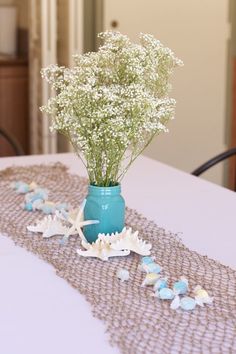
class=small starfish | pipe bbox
[57,199,99,244]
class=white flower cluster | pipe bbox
[41,31,183,186]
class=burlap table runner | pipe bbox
[0,163,236,354]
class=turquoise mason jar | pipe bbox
[83,184,125,243]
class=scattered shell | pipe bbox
[158,288,175,300]
[141,256,155,265]
[29,182,38,191]
[171,295,196,311]
[142,262,162,274]
[180,297,196,311]
[142,273,160,286]
[153,277,168,292]
[32,199,44,211]
[116,268,130,282]
[170,295,180,310]
[173,277,188,295]
[193,285,214,306]
[25,188,49,203]
[11,181,31,194]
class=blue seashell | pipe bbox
[24,202,33,211]
[180,297,196,311]
[173,280,188,295]
[17,183,30,194]
[34,188,48,200]
[142,256,154,265]
[15,181,22,188]
[41,204,55,214]
[159,288,174,300]
[31,193,44,203]
[145,262,162,274]
[154,278,168,292]
[56,203,69,211]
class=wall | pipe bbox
[0,0,28,56]
[104,0,230,186]
[0,0,28,29]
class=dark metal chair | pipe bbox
[192,147,236,177]
[0,128,24,156]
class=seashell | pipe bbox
[153,277,168,292]
[170,295,181,310]
[25,188,49,203]
[24,202,33,211]
[29,182,38,191]
[27,215,72,238]
[111,227,152,256]
[180,297,196,311]
[142,262,162,274]
[116,268,130,282]
[158,288,175,300]
[40,201,56,215]
[173,277,188,295]
[142,273,160,286]
[141,256,155,265]
[16,182,30,194]
[193,285,214,306]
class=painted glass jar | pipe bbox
[83,184,125,243]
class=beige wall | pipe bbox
[0,0,28,29]
[104,0,230,186]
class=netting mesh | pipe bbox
[0,163,235,354]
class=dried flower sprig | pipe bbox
[41,31,183,186]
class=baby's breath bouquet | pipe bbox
[41,31,183,187]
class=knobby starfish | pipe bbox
[27,199,99,244]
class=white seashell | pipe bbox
[193,285,214,306]
[116,268,130,282]
[170,295,180,310]
[111,227,152,256]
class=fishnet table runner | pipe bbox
[0,163,236,354]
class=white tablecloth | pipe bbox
[0,153,235,354]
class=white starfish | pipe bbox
[56,199,99,244]
[77,239,130,261]
[77,227,152,261]
[27,215,72,238]
[27,199,99,244]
